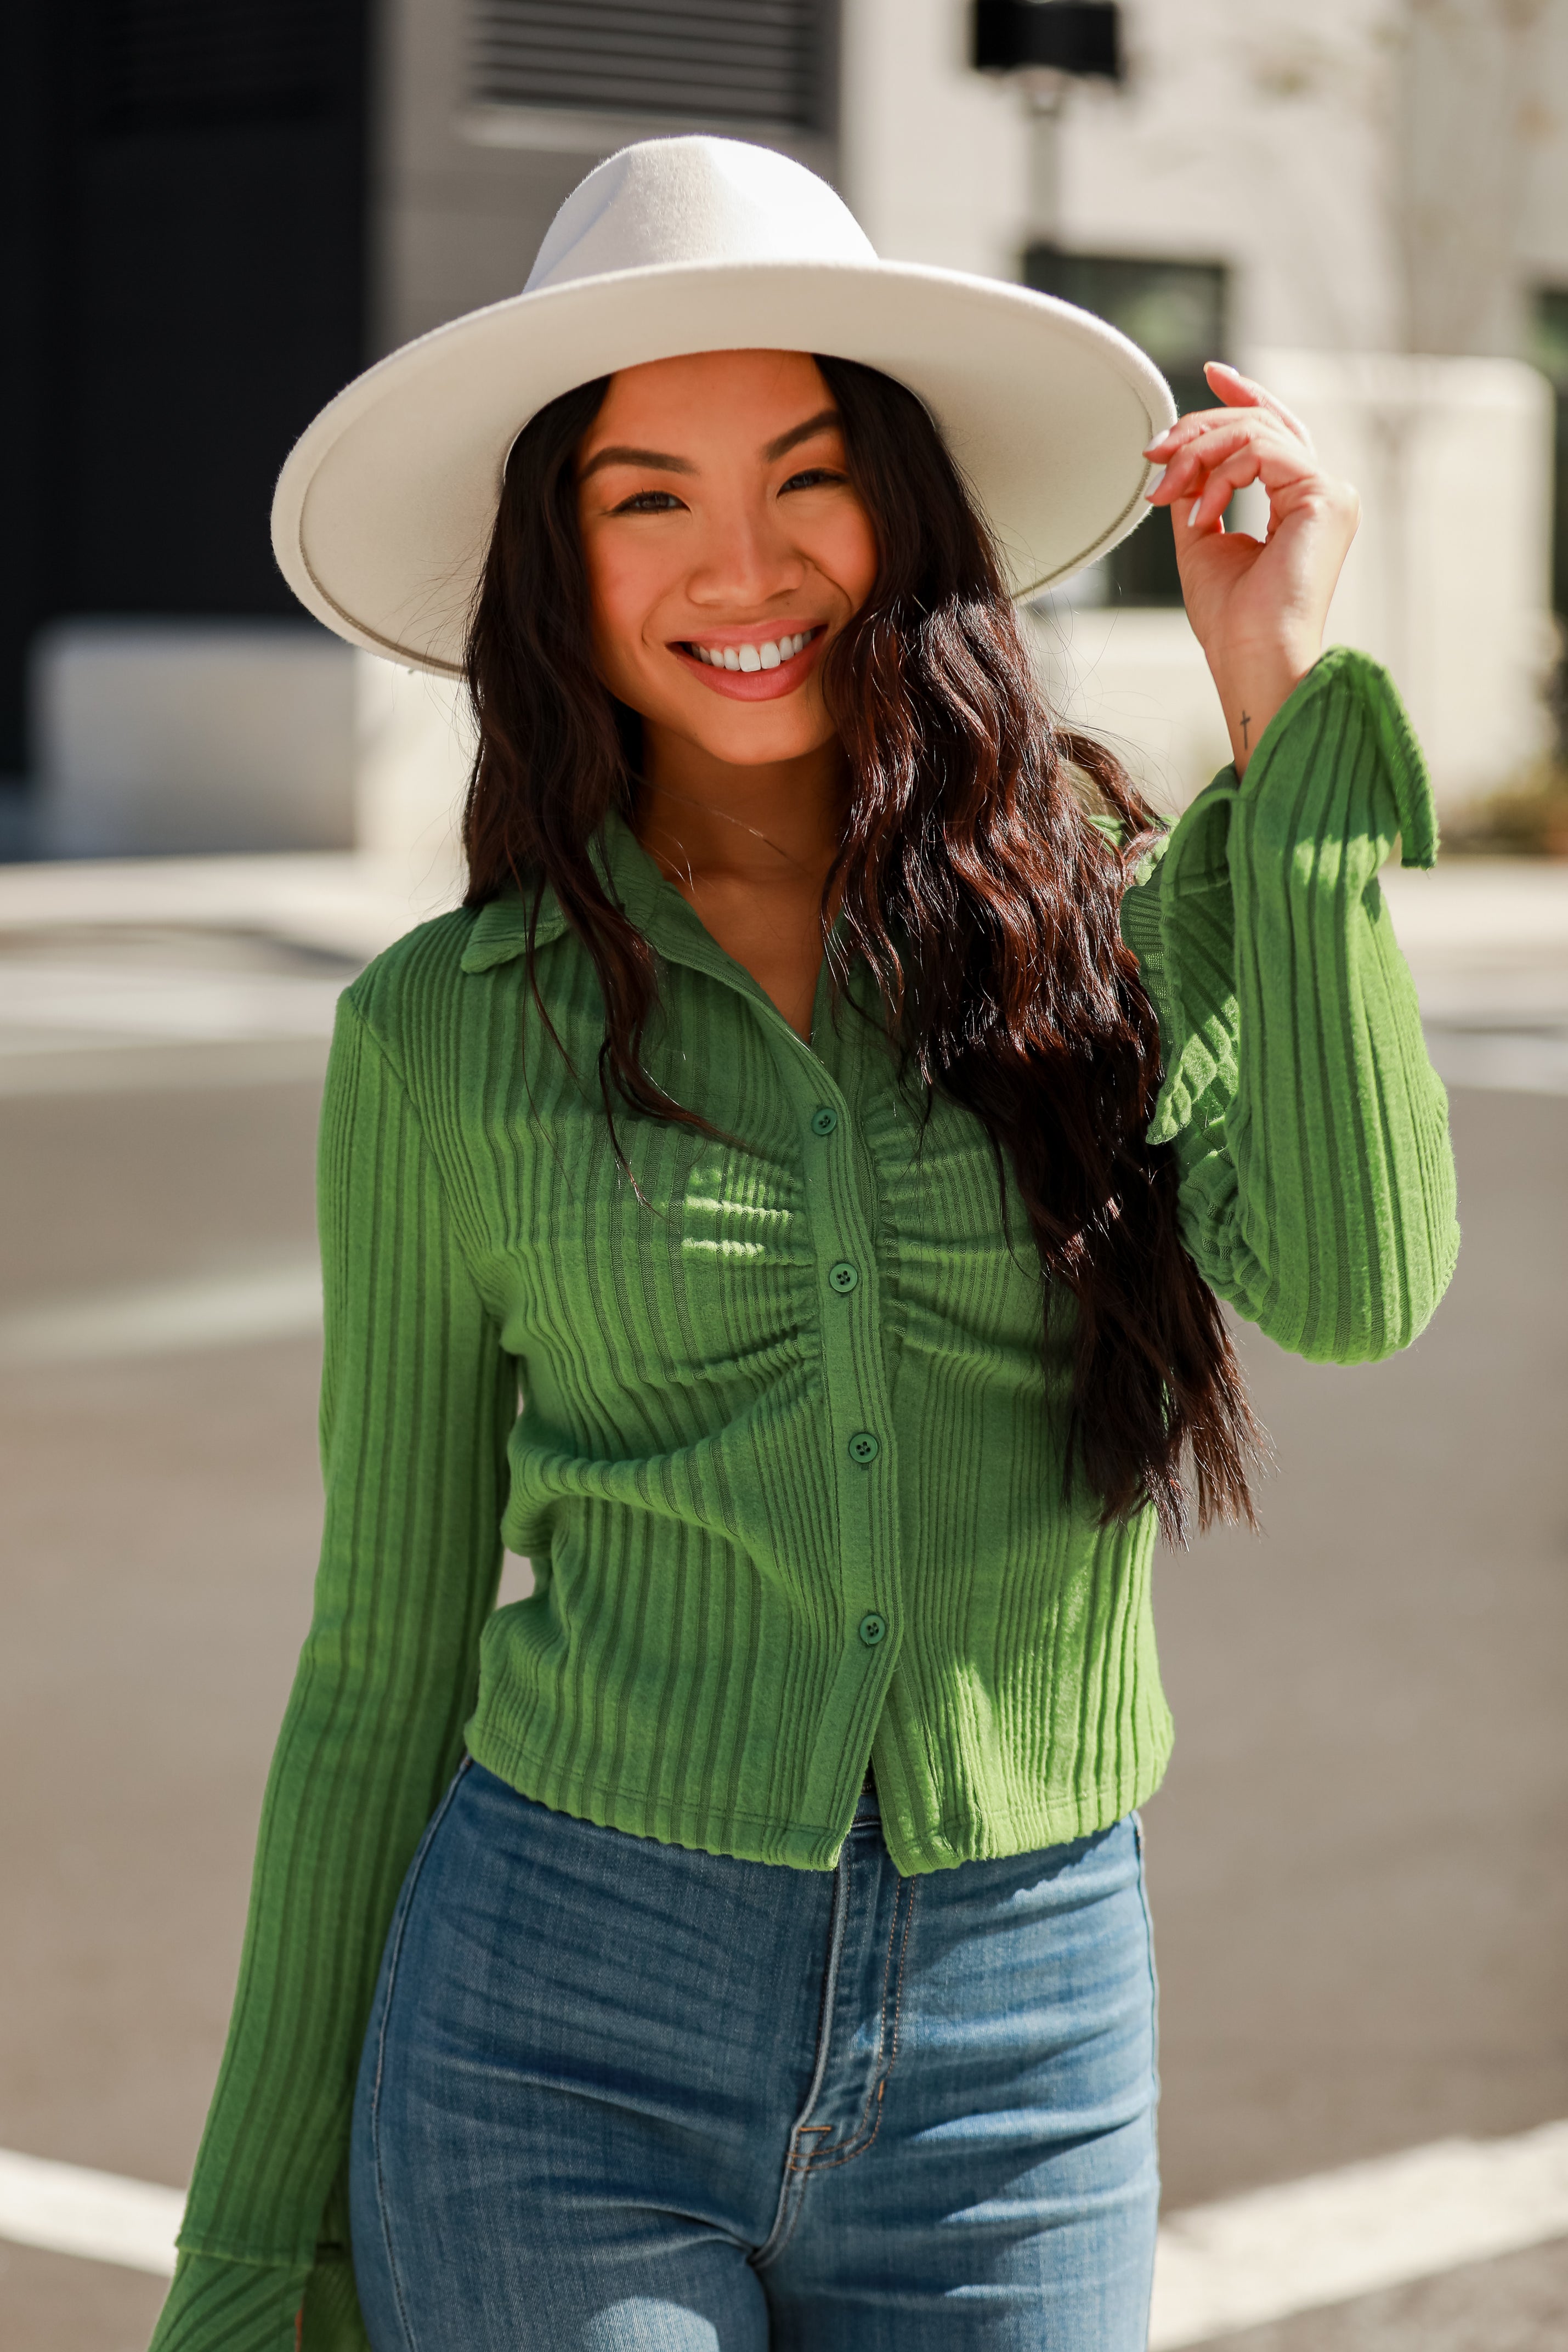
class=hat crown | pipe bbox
[524,136,876,295]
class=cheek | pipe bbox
[581,533,658,694]
[823,502,881,612]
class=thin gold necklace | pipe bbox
[638,784,826,885]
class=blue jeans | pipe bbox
[350,1760,1159,2350]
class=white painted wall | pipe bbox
[354,657,471,912]
[1032,348,1559,813]
[1253,350,1558,806]
[838,0,1027,275]
[33,624,356,859]
[1057,1,1405,354]
[374,0,835,354]
[1031,603,1231,815]
[47,4,1549,859]
[1519,0,1568,292]
[835,2,1564,808]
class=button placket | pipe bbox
[769,1030,899,1747]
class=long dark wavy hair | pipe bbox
[463,355,1260,1541]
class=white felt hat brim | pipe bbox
[273,255,1176,678]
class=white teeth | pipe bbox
[690,629,814,669]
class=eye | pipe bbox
[780,467,846,494]
[608,489,687,514]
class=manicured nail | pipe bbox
[1144,466,1167,497]
[1187,500,1204,528]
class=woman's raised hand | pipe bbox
[1143,361,1360,773]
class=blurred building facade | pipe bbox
[5,0,1567,853]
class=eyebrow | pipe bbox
[577,408,842,484]
[577,443,698,483]
[762,407,841,461]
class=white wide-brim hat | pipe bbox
[273,137,1175,677]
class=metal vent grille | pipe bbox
[469,1,828,129]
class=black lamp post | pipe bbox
[971,2,1124,83]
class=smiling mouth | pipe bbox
[678,627,822,674]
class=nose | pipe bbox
[686,490,807,611]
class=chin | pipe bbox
[700,725,828,767]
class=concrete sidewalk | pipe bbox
[0,842,1563,970]
[0,847,455,964]
[1,849,1564,1096]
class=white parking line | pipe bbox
[3,2120,1566,2332]
[1149,2118,1568,2347]
[0,2147,183,2276]
[0,1262,322,1366]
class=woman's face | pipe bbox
[576,349,880,770]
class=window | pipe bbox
[469,0,835,133]
[1024,250,1229,606]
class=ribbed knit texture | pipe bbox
[149,648,1457,2349]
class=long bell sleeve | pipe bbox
[149,991,517,2351]
[1119,647,1460,1362]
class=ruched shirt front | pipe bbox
[152,649,1458,2352]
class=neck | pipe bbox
[634,723,847,892]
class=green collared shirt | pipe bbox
[154,649,1457,2349]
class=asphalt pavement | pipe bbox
[1,868,1565,2350]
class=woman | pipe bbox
[151,138,1457,2352]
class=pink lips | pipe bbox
[671,628,827,703]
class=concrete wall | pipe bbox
[836,1,1563,808]
[41,3,1556,858]
[1255,350,1558,806]
[33,623,356,858]
[354,656,471,908]
[1031,604,1231,816]
[839,0,1027,276]
[371,0,836,355]
[1033,353,1559,814]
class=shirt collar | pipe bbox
[459,811,642,974]
[460,809,791,1015]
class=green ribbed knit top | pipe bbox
[152,650,1458,2350]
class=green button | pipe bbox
[811,1106,839,1137]
[847,1431,880,1466]
[828,1260,859,1296]
[858,1612,887,1647]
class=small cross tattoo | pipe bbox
[1239,710,1252,751]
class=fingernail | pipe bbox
[1187,500,1203,528]
[1144,466,1167,496]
